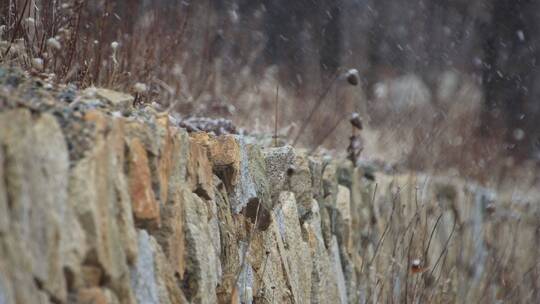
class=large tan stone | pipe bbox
[0,233,37,304]
[156,115,174,207]
[189,132,212,147]
[153,127,191,279]
[263,146,296,204]
[68,111,136,303]
[264,146,313,216]
[247,216,291,304]
[167,127,190,191]
[0,110,70,302]
[289,154,314,217]
[108,116,139,265]
[208,135,241,189]
[303,199,340,304]
[127,137,160,228]
[81,265,103,287]
[209,135,240,168]
[229,140,272,231]
[187,138,214,200]
[308,156,324,201]
[274,192,312,304]
[182,189,220,304]
[155,188,186,280]
[322,162,338,206]
[77,288,119,304]
[131,230,162,304]
[210,176,243,303]
[124,116,171,208]
[93,88,134,112]
[0,267,15,304]
[131,230,188,304]
[124,119,159,156]
[152,233,189,304]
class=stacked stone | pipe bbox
[0,69,539,303]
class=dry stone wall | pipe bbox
[0,70,539,303]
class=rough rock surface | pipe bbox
[130,230,186,304]
[182,188,220,304]
[0,69,538,303]
[127,137,161,228]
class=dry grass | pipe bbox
[354,173,540,303]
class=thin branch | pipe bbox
[2,0,30,58]
[274,85,279,147]
[428,217,457,278]
[404,231,415,304]
[424,213,443,258]
[308,111,349,154]
[360,183,378,274]
[369,188,401,266]
[292,70,341,146]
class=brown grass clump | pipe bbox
[353,174,540,303]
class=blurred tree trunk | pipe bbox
[481,0,540,158]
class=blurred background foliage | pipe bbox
[1,0,539,186]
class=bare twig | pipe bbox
[428,217,457,278]
[308,111,349,154]
[424,213,443,258]
[404,231,415,303]
[369,188,401,266]
[360,183,378,274]
[274,85,279,147]
[2,0,30,57]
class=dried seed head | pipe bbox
[84,86,98,98]
[350,112,363,130]
[111,41,119,50]
[46,37,62,50]
[410,259,425,273]
[485,202,496,215]
[32,58,44,70]
[347,134,363,166]
[346,69,359,86]
[133,82,148,93]
[513,128,525,141]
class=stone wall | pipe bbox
[0,83,539,303]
